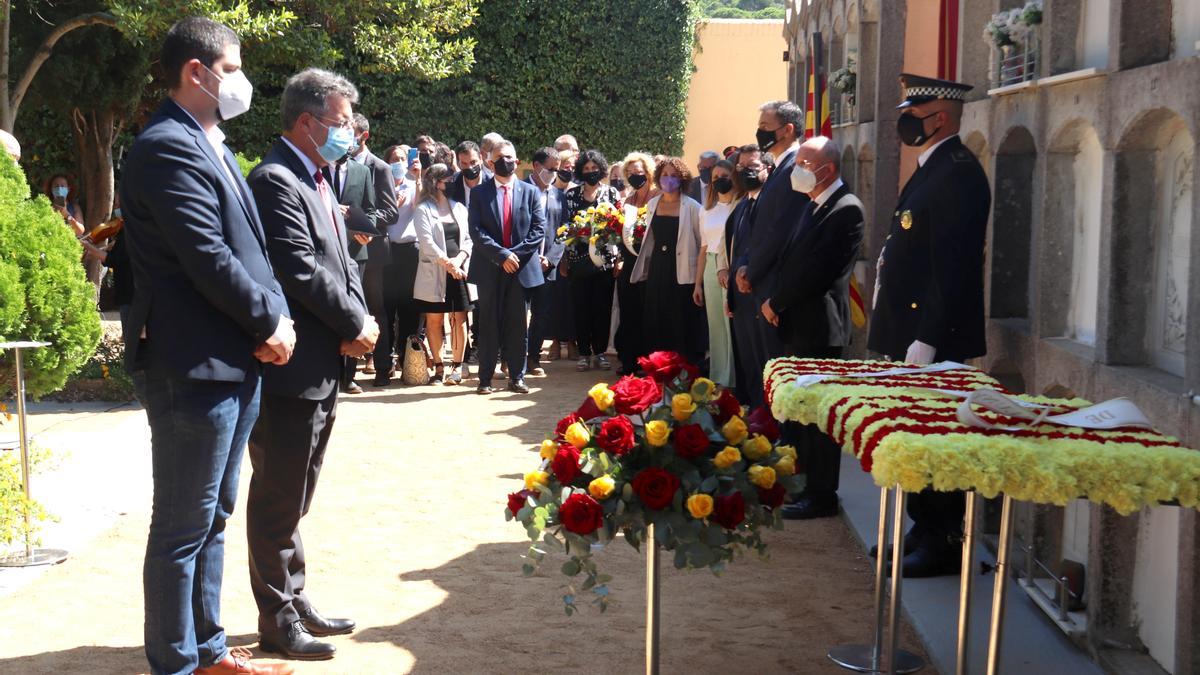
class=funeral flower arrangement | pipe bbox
[507,351,803,613]
[621,204,649,255]
[556,201,626,268]
[982,0,1043,48]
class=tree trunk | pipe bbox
[71,106,120,287]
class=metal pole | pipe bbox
[15,346,31,558]
[985,495,1015,675]
[645,522,660,675]
[956,491,979,675]
[887,487,907,675]
[872,486,892,671]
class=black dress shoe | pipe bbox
[299,607,355,637]
[870,525,924,559]
[507,379,530,394]
[259,621,336,661]
[781,493,839,520]
[372,375,390,388]
[898,540,962,578]
[477,384,495,395]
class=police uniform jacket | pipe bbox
[867,135,990,361]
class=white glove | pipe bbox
[905,340,937,365]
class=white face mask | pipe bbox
[201,65,253,122]
[790,163,818,194]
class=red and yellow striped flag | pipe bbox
[805,32,832,139]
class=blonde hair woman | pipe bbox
[612,151,656,374]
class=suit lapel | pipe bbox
[488,180,503,235]
[277,142,350,278]
[169,101,263,238]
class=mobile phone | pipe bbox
[408,147,419,164]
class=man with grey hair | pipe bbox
[245,67,377,661]
[480,131,505,159]
[554,133,579,154]
[760,135,864,521]
[687,149,720,203]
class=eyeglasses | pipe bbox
[314,114,354,130]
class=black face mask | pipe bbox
[627,174,647,190]
[556,169,573,184]
[461,164,482,180]
[712,176,734,195]
[897,112,939,147]
[582,170,604,186]
[418,151,432,169]
[699,167,713,185]
[611,178,626,191]
[740,168,764,190]
[756,126,781,151]
[492,158,516,178]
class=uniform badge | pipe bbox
[900,210,913,230]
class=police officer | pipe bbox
[867,73,991,577]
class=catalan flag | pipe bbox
[849,265,867,328]
[804,32,832,139]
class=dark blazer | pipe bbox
[357,149,399,269]
[119,98,287,382]
[867,136,991,361]
[467,178,547,289]
[770,184,864,354]
[686,176,704,204]
[746,146,810,302]
[248,138,369,400]
[725,196,757,312]
[525,176,567,281]
[447,168,493,207]
[336,159,374,263]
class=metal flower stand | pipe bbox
[0,340,69,567]
[645,522,661,675]
[827,486,924,674]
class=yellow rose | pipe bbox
[741,434,772,460]
[686,494,714,519]
[557,225,568,236]
[671,393,697,422]
[775,455,796,476]
[722,416,748,445]
[776,444,797,462]
[539,439,557,460]
[565,421,591,449]
[713,445,742,469]
[588,382,615,410]
[645,420,671,447]
[748,465,777,489]
[689,378,716,403]
[589,475,617,500]
[524,470,550,491]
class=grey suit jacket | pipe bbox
[336,158,374,263]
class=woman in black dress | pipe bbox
[614,151,658,374]
[629,156,705,365]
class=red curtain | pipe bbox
[938,0,960,80]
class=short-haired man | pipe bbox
[554,133,579,154]
[467,140,547,394]
[727,144,773,407]
[480,132,505,160]
[447,140,489,209]
[246,67,378,660]
[525,146,567,375]
[687,149,720,203]
[120,16,294,675]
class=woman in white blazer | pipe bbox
[630,156,706,364]
[413,163,474,385]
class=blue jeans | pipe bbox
[141,369,261,675]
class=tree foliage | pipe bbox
[697,0,785,20]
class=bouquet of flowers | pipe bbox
[556,202,625,269]
[506,351,804,613]
[621,203,649,256]
[982,0,1042,48]
[830,59,857,106]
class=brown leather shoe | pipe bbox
[195,647,294,675]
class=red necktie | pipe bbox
[313,169,339,239]
[501,184,513,248]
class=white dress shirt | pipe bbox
[387,177,418,243]
[918,134,958,167]
[811,177,845,209]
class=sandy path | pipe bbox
[0,359,926,674]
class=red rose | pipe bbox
[758,483,787,510]
[555,413,583,439]
[507,489,534,517]
[552,444,582,484]
[637,351,699,384]
[712,388,742,425]
[596,415,636,456]
[712,492,746,529]
[672,423,712,459]
[611,375,662,415]
[631,467,681,510]
[559,493,604,535]
[574,396,604,421]
[747,406,781,442]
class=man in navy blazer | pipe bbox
[467,139,546,394]
[119,17,294,675]
[525,146,567,376]
[244,68,377,662]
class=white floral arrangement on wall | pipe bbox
[982,0,1043,49]
[830,59,857,106]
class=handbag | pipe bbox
[400,334,432,385]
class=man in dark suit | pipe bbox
[727,145,773,406]
[760,136,864,520]
[737,100,810,392]
[447,140,491,209]
[246,68,378,660]
[120,17,294,675]
[525,146,567,376]
[687,150,719,204]
[868,74,991,577]
[467,140,547,394]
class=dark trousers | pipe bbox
[478,274,531,385]
[614,265,645,372]
[730,287,763,407]
[246,389,338,633]
[569,272,614,357]
[141,370,261,675]
[782,345,843,497]
[342,261,367,387]
[376,242,421,378]
[528,280,552,363]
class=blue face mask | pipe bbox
[309,120,354,164]
[52,186,69,199]
[390,162,405,179]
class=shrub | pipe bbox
[49,322,136,402]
